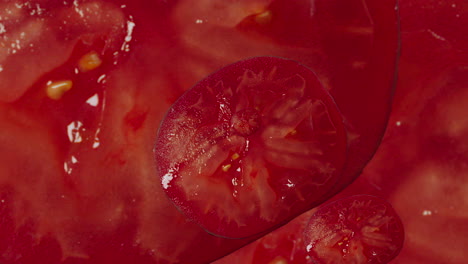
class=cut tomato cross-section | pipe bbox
[303,195,405,264]
[155,56,347,238]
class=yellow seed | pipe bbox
[231,153,240,160]
[78,51,102,72]
[46,80,73,100]
[255,10,273,24]
[268,256,288,264]
[222,164,232,172]
[344,237,349,241]
[289,129,297,136]
[338,242,343,246]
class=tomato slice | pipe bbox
[303,195,404,264]
[155,56,347,238]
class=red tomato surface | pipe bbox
[0,0,466,264]
[155,56,347,238]
[215,0,468,264]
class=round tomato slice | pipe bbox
[155,56,347,238]
[303,195,404,264]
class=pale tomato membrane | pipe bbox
[304,195,404,264]
[155,56,347,238]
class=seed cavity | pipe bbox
[231,108,261,136]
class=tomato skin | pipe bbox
[155,56,348,238]
[303,195,404,264]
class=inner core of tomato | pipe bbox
[155,56,347,238]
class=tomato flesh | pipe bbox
[155,56,347,238]
[303,195,404,264]
[0,0,402,262]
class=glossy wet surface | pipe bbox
[155,56,348,239]
[0,0,466,263]
[216,1,468,263]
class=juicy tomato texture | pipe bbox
[0,0,466,264]
[156,56,347,238]
[215,0,468,264]
[303,195,404,264]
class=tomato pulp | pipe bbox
[156,57,347,238]
[215,0,468,263]
[0,0,400,263]
[304,195,404,264]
